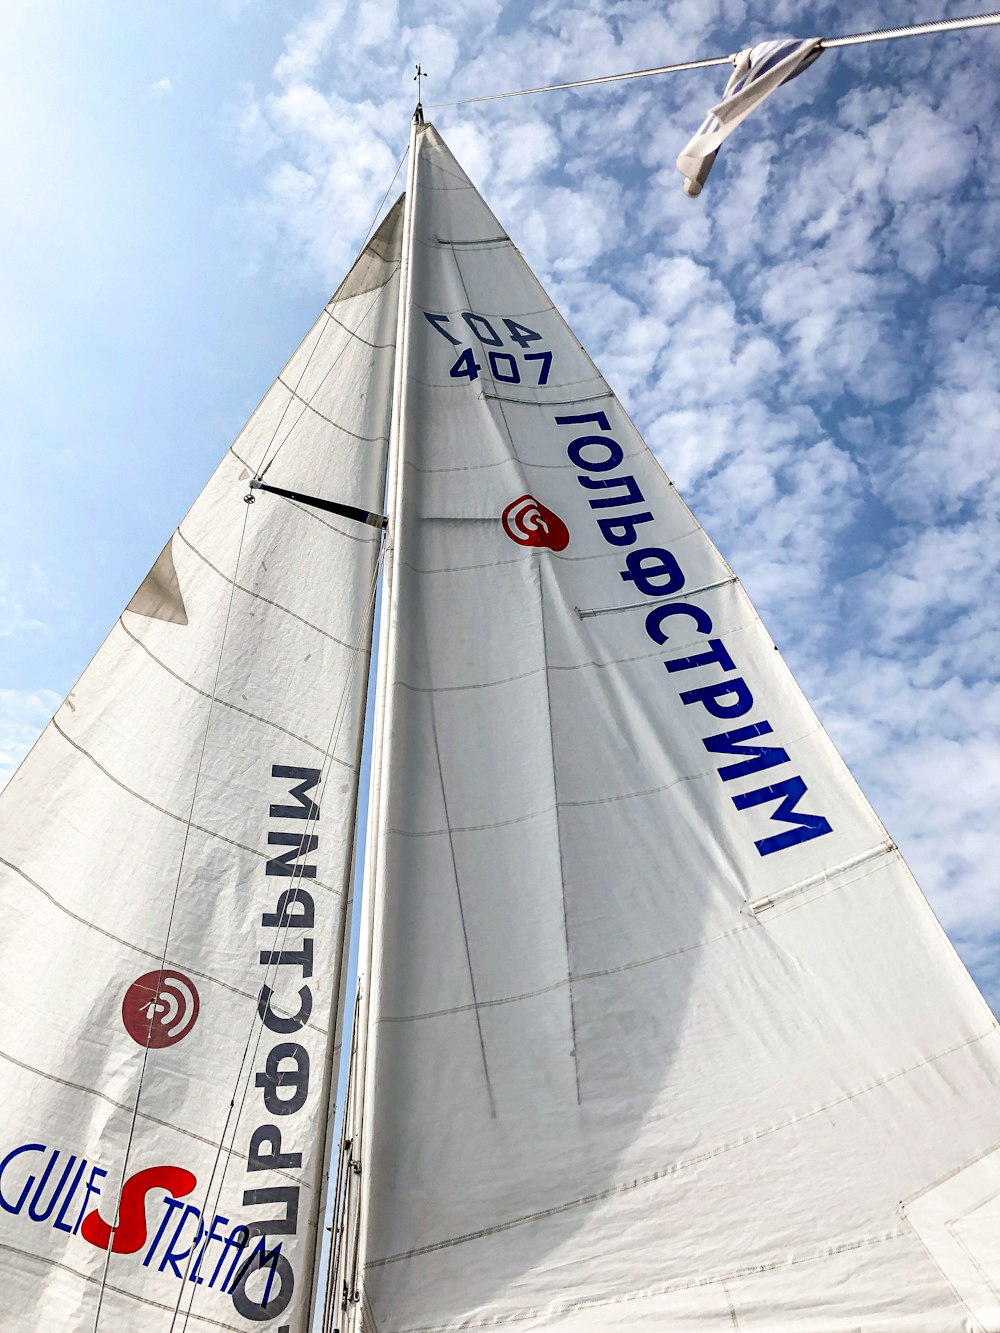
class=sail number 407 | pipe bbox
[424,311,552,385]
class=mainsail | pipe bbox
[0,202,402,1329]
[343,122,1000,1331]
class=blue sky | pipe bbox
[2,1,999,1004]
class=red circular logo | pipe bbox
[122,970,200,1049]
[501,495,570,551]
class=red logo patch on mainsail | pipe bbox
[80,1164,197,1254]
[501,495,570,551]
[121,969,200,1049]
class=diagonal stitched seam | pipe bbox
[391,1230,910,1332]
[378,920,755,1024]
[276,373,390,444]
[0,1046,314,1179]
[367,1033,994,1269]
[322,304,396,349]
[117,617,327,756]
[0,853,261,1007]
[49,717,340,891]
[387,768,711,838]
[0,1242,252,1331]
[175,525,373,658]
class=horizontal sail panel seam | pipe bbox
[415,303,557,323]
[395,526,701,574]
[117,618,327,757]
[229,446,382,547]
[0,852,275,1010]
[0,1241,251,1332]
[399,452,621,476]
[379,920,754,1023]
[175,525,374,661]
[390,614,761,692]
[480,385,611,405]
[386,769,713,837]
[406,370,606,395]
[366,1030,996,1270]
[322,303,397,349]
[577,575,738,619]
[393,1229,911,1332]
[276,374,390,444]
[0,1046,316,1183]
[49,717,342,893]
[483,388,611,404]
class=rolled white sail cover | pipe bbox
[356,125,1000,1331]
[0,201,401,1330]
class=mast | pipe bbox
[329,104,422,1333]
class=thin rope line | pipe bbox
[174,543,384,1332]
[92,502,253,1333]
[432,11,1000,106]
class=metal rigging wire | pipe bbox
[431,11,1000,108]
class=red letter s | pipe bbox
[80,1165,197,1254]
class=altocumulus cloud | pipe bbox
[234,0,1000,1006]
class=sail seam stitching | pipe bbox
[117,617,328,755]
[175,525,373,660]
[322,305,396,349]
[366,1030,996,1267]
[393,523,701,573]
[0,1239,269,1330]
[395,429,628,475]
[386,766,725,837]
[537,552,582,1103]
[392,1229,910,1330]
[389,610,762,692]
[379,922,755,1023]
[426,683,497,1118]
[277,374,391,443]
[0,852,287,1008]
[0,1046,316,1175]
[48,717,341,889]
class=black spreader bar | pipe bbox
[249,479,387,529]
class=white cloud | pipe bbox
[148,76,173,98]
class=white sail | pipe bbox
[0,200,402,1331]
[349,124,1000,1332]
